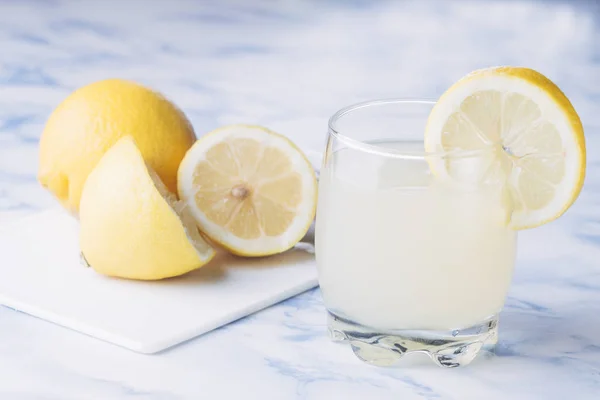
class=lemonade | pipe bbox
[316,72,585,367]
[316,143,517,331]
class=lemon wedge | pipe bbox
[79,136,215,280]
[177,125,318,256]
[424,67,586,229]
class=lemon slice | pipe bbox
[79,136,215,280]
[177,125,318,256]
[424,67,586,229]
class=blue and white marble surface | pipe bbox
[1,0,599,398]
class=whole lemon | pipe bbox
[38,79,196,214]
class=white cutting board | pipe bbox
[0,208,318,353]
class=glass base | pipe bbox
[327,311,498,368]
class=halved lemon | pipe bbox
[424,67,586,229]
[177,125,318,256]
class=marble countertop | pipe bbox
[1,0,599,398]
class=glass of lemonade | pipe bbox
[315,100,517,367]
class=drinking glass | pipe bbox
[315,99,517,367]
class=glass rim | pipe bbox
[328,98,487,160]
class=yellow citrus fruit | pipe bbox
[424,67,585,229]
[38,79,196,214]
[79,136,215,280]
[177,125,317,257]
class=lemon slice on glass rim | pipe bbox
[178,125,318,256]
[424,66,586,229]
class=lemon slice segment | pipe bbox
[178,125,317,256]
[425,67,586,229]
[79,136,215,280]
